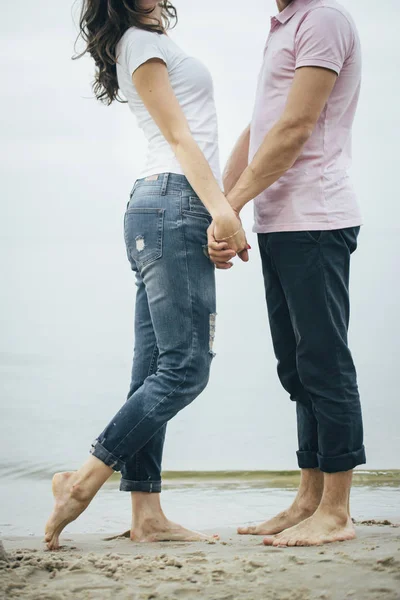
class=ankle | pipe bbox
[291,501,317,517]
[132,514,168,532]
[293,492,321,513]
[131,492,165,526]
[70,479,95,503]
[315,504,350,524]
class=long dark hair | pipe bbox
[74,1,177,105]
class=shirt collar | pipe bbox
[274,0,314,24]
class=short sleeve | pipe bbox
[123,30,167,76]
[294,8,354,75]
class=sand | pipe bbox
[1,523,400,600]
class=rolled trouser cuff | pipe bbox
[318,446,366,473]
[297,450,319,469]
[90,440,125,472]
[120,478,162,493]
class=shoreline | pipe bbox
[158,470,400,488]
[4,468,399,486]
[2,524,400,599]
[2,472,399,539]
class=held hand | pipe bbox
[213,210,248,253]
[207,218,250,269]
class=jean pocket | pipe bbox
[305,231,324,243]
[124,208,165,270]
[182,196,211,222]
[338,227,360,254]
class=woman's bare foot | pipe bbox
[126,491,218,543]
[105,522,219,543]
[238,504,316,536]
[263,509,356,547]
[45,472,92,550]
[132,518,219,542]
[45,457,113,550]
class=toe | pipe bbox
[263,536,276,546]
[238,526,254,535]
[300,536,322,546]
[46,538,55,550]
[51,535,60,550]
[294,538,305,546]
[273,537,288,547]
[44,526,54,544]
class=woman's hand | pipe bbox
[207,210,250,269]
[214,209,247,250]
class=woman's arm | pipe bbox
[223,125,250,196]
[133,59,247,252]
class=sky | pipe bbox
[1,0,399,471]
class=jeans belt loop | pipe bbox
[161,173,169,196]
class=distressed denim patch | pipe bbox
[209,313,217,356]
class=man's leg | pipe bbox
[238,234,324,536]
[263,228,365,546]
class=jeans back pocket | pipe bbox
[124,208,165,270]
[181,196,211,223]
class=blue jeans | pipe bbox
[91,173,216,492]
[258,228,366,473]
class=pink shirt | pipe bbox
[250,0,362,233]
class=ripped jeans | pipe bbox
[91,173,216,492]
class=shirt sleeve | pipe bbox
[294,8,354,75]
[124,30,167,76]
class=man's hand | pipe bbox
[207,220,250,269]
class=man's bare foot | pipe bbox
[238,469,324,536]
[238,504,316,536]
[106,522,219,543]
[45,472,92,550]
[263,509,356,547]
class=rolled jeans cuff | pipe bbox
[296,450,319,469]
[120,478,162,493]
[90,440,124,472]
[318,446,366,473]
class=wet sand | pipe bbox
[1,523,400,600]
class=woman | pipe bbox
[45,0,248,549]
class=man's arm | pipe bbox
[223,125,250,195]
[226,66,338,213]
[208,66,337,268]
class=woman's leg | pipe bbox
[120,271,166,494]
[45,456,113,549]
[45,176,217,548]
[118,273,211,541]
[45,274,161,550]
[91,182,216,474]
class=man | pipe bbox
[208,0,365,547]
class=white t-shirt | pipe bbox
[117,28,221,183]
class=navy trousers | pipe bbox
[258,228,366,473]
